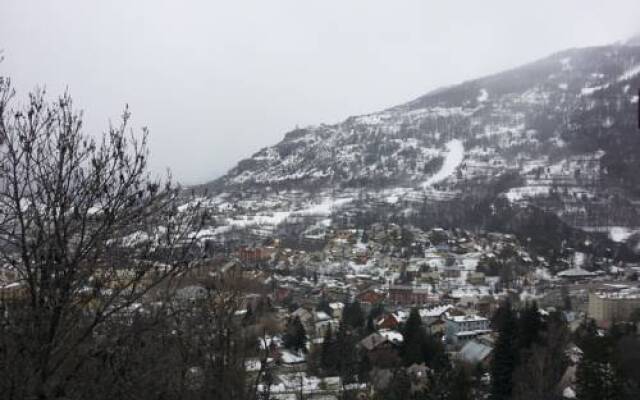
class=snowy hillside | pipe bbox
[198,40,640,245]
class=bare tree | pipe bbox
[0,76,204,399]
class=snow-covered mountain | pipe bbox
[199,39,640,249]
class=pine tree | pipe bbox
[517,301,542,352]
[449,364,473,400]
[284,316,307,353]
[575,323,622,400]
[401,308,427,366]
[321,325,336,374]
[242,306,254,326]
[317,295,332,315]
[335,323,358,384]
[366,314,377,334]
[490,301,518,400]
[343,300,365,329]
[423,331,448,371]
[379,369,412,400]
[368,302,385,319]
[561,285,572,311]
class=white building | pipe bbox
[445,314,491,346]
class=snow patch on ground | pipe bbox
[618,64,640,82]
[609,227,638,243]
[581,84,609,96]
[422,139,464,188]
[193,196,354,238]
[477,89,489,103]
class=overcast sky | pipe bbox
[1,1,640,184]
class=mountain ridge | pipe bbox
[196,38,640,249]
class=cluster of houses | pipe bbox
[2,219,640,399]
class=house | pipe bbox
[265,372,341,396]
[388,284,437,305]
[587,286,640,326]
[377,313,401,330]
[314,310,338,337]
[426,318,447,336]
[274,287,292,302]
[378,329,403,345]
[406,363,431,393]
[557,267,596,281]
[359,332,391,352]
[315,318,339,337]
[356,289,385,313]
[358,332,400,368]
[456,338,493,366]
[329,302,344,319]
[445,314,491,347]
[419,304,453,325]
[237,246,275,263]
[467,272,486,285]
[279,349,306,366]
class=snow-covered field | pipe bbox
[422,139,464,188]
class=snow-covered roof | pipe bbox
[557,267,595,277]
[378,329,403,344]
[419,304,453,318]
[315,311,331,321]
[448,314,489,323]
[245,359,262,372]
[457,340,492,363]
[563,386,576,399]
[280,350,306,364]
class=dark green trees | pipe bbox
[343,300,365,330]
[575,321,622,400]
[401,308,427,366]
[490,301,518,400]
[401,308,447,369]
[283,316,307,353]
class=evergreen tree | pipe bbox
[366,314,377,335]
[368,302,385,320]
[449,364,473,400]
[378,369,412,400]
[517,301,542,353]
[335,323,358,384]
[283,316,307,353]
[358,353,372,384]
[575,322,622,400]
[423,332,448,372]
[561,285,572,311]
[401,308,427,366]
[343,300,365,330]
[317,295,333,316]
[514,311,570,400]
[242,306,254,326]
[490,301,518,400]
[321,325,336,373]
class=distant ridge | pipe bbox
[624,32,640,46]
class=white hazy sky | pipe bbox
[1,0,640,184]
